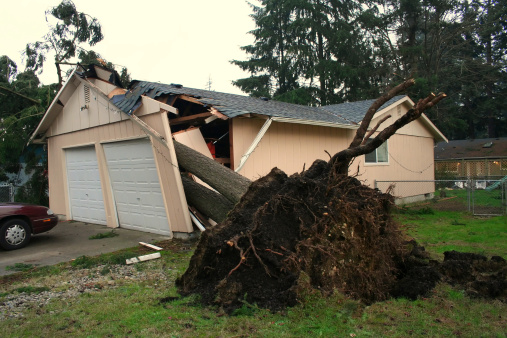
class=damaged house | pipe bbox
[29,65,447,236]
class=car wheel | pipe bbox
[0,219,32,250]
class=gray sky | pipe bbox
[1,0,257,94]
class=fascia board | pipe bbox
[271,117,358,130]
[28,67,79,145]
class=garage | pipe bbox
[65,146,107,225]
[103,138,171,236]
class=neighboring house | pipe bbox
[435,138,507,179]
[30,65,447,236]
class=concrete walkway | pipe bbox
[0,221,171,276]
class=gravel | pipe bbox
[0,263,169,320]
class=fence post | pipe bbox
[468,179,472,213]
[504,182,507,215]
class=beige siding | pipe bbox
[88,78,116,96]
[233,118,353,180]
[232,117,436,198]
[47,81,128,137]
[48,113,192,233]
[352,134,435,197]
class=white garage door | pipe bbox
[103,139,171,235]
[66,147,107,225]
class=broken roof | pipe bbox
[112,81,407,127]
[29,66,447,144]
[435,138,507,160]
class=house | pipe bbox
[30,65,447,236]
[435,138,507,179]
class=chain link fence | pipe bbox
[0,184,14,202]
[375,179,506,216]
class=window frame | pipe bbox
[364,140,389,165]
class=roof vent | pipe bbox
[171,83,183,88]
[260,97,269,101]
[483,142,493,148]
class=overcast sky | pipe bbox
[0,0,258,94]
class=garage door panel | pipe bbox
[104,139,171,236]
[66,147,107,225]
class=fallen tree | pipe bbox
[174,79,505,312]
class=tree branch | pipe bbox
[330,91,446,175]
[360,115,391,145]
[349,78,415,149]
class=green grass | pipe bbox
[436,187,505,210]
[395,210,507,259]
[88,230,119,240]
[0,213,505,336]
[5,263,37,272]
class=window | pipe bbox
[365,141,388,164]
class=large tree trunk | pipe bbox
[173,140,251,204]
[180,175,234,223]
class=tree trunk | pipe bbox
[180,175,234,223]
[173,141,251,204]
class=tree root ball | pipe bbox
[176,160,507,312]
[176,160,408,312]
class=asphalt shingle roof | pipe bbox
[112,81,407,126]
[320,95,407,124]
[434,138,507,160]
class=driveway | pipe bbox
[0,221,171,276]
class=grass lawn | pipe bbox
[0,210,505,337]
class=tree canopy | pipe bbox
[1,0,115,204]
[233,0,507,139]
[24,0,104,89]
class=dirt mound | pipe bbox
[440,251,507,299]
[176,161,506,312]
[177,160,406,311]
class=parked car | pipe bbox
[0,203,58,250]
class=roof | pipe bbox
[113,81,409,127]
[435,138,507,160]
[29,67,447,143]
[320,95,407,124]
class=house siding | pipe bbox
[232,115,436,198]
[232,117,353,179]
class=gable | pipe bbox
[367,97,447,142]
[30,72,177,144]
[370,100,433,139]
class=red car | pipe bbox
[0,203,58,250]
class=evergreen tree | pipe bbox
[24,0,104,89]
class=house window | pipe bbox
[365,141,388,164]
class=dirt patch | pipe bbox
[176,161,507,312]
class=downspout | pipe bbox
[235,117,273,173]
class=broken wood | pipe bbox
[126,252,161,265]
[139,242,163,251]
[169,112,213,126]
